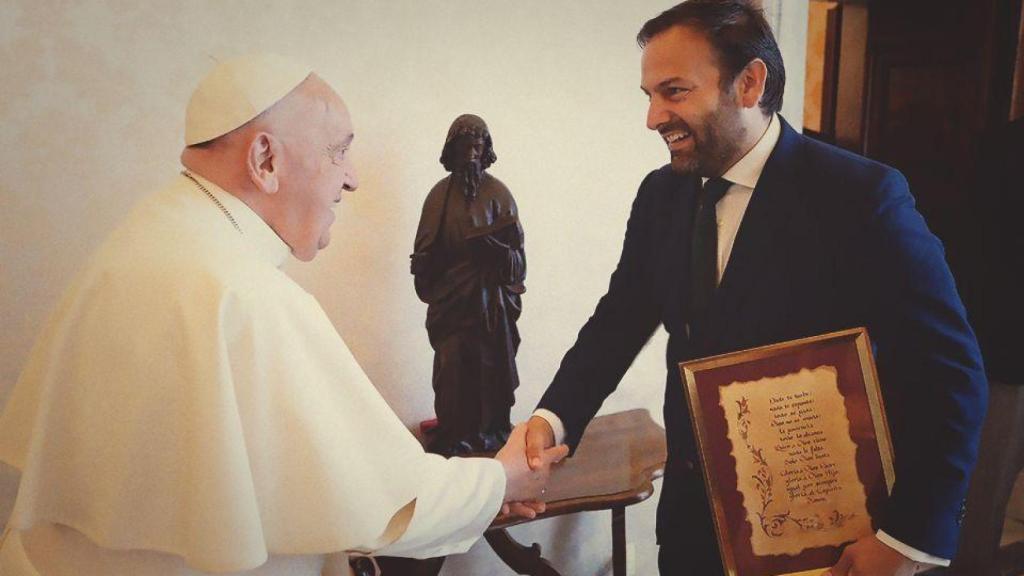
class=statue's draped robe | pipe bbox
[0,173,505,576]
[413,173,525,450]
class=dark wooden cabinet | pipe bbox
[862,1,1019,277]
[808,0,1021,309]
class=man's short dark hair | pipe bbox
[637,0,785,115]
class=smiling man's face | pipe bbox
[641,25,747,177]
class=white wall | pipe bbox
[764,0,808,131]
[0,1,805,573]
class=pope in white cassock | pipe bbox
[0,54,567,576]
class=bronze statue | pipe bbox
[411,114,525,456]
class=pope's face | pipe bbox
[641,25,746,177]
[277,93,359,261]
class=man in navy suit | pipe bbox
[516,1,988,574]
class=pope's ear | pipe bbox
[247,132,281,195]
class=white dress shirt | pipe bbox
[535,114,948,567]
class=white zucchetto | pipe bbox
[184,53,312,146]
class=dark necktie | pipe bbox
[689,177,731,326]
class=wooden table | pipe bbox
[378,409,666,576]
[486,408,666,575]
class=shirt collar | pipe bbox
[182,170,293,268]
[718,113,781,189]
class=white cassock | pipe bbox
[0,172,505,576]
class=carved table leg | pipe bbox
[374,555,445,576]
[484,528,562,576]
[612,506,626,576]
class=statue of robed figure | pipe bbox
[411,114,526,456]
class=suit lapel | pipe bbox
[710,120,803,336]
[661,173,701,329]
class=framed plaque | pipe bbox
[680,328,894,576]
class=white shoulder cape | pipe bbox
[0,173,504,573]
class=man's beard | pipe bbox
[458,160,483,200]
[665,100,746,177]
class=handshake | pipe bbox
[493,416,567,519]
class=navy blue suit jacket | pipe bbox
[538,118,987,558]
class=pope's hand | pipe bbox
[495,421,568,518]
[499,500,548,519]
[824,535,923,576]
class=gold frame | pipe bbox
[680,327,895,576]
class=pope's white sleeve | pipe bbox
[373,455,505,559]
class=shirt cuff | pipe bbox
[531,409,566,445]
[876,530,951,567]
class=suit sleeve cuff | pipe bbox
[876,530,950,567]
[532,409,566,445]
